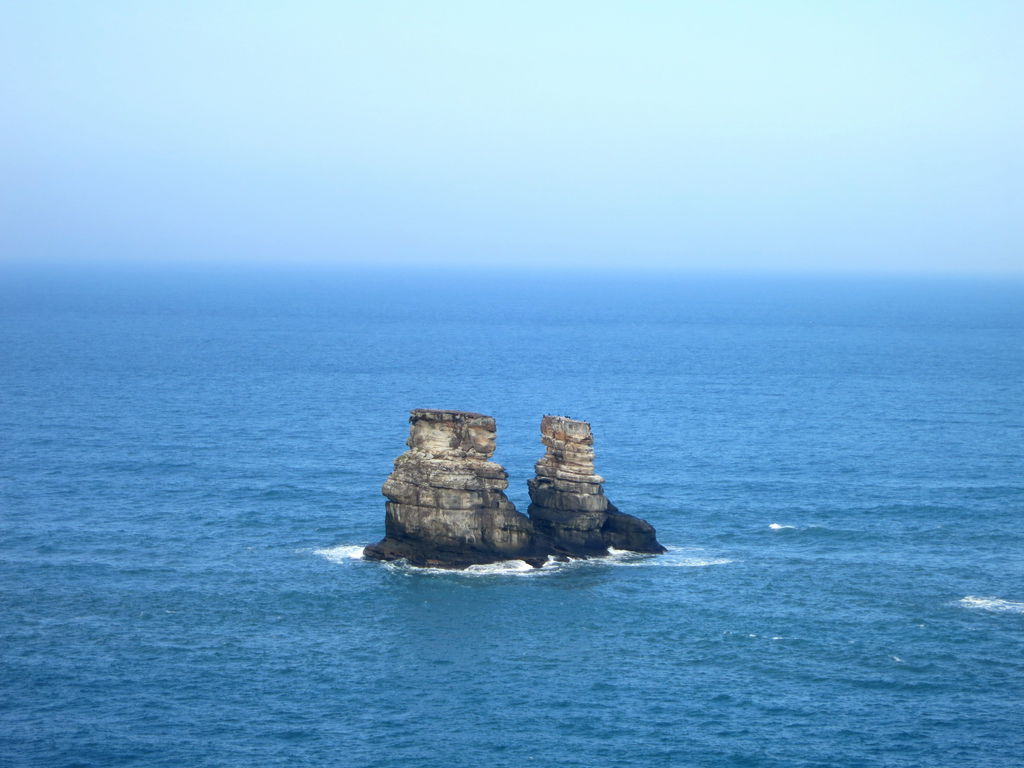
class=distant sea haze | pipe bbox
[2,268,1022,767]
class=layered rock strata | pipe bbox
[527,415,666,556]
[363,409,549,568]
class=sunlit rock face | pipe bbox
[363,409,548,568]
[527,415,666,556]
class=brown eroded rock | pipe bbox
[363,409,549,568]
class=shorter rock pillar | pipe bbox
[527,415,666,556]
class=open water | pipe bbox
[2,267,1022,767]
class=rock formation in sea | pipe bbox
[363,409,549,568]
[364,409,665,569]
[527,415,666,557]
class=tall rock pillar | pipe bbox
[364,409,547,568]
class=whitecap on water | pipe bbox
[958,596,1024,614]
[464,559,538,575]
[377,557,553,578]
[769,523,796,530]
[606,546,733,568]
[313,545,367,564]
[312,547,553,577]
[312,544,732,576]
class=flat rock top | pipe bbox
[407,409,498,458]
[411,408,494,424]
[541,414,593,441]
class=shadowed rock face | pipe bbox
[363,410,549,568]
[527,415,666,556]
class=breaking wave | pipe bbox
[607,547,734,567]
[313,544,732,576]
[958,596,1024,614]
[769,523,796,530]
[385,558,547,577]
[312,545,366,563]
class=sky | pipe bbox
[1,1,1021,273]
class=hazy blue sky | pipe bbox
[1,1,1021,272]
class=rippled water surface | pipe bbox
[2,269,1022,767]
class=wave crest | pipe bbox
[313,545,366,563]
[958,596,1024,614]
[312,544,732,576]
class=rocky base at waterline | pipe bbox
[363,409,665,569]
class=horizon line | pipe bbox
[2,258,1023,280]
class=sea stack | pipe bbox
[363,409,548,568]
[527,415,666,556]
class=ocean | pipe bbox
[2,267,1022,767]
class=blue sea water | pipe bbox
[2,267,1023,768]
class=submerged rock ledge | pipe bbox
[363,409,664,569]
